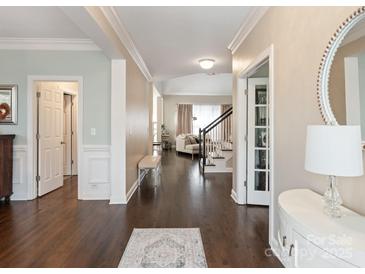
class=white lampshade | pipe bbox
[305,125,363,177]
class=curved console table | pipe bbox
[278,189,365,267]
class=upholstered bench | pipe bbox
[138,155,161,186]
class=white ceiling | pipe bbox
[160,73,232,96]
[115,7,253,81]
[0,7,87,38]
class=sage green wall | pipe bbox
[0,50,111,145]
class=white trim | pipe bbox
[227,7,269,54]
[235,44,275,249]
[109,60,127,204]
[230,189,238,204]
[82,145,111,200]
[11,145,28,200]
[27,75,84,200]
[0,38,100,51]
[83,145,110,152]
[100,7,153,82]
[126,179,139,203]
[162,91,232,96]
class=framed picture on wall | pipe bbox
[0,84,17,125]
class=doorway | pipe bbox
[152,87,163,150]
[246,63,270,205]
[35,81,78,197]
[234,45,275,244]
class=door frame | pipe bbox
[62,89,78,176]
[234,44,275,243]
[27,75,83,200]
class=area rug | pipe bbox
[118,228,207,268]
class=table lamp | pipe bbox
[305,125,363,218]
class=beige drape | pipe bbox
[176,104,193,136]
[221,104,232,142]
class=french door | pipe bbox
[247,78,270,205]
[37,82,64,196]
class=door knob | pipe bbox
[61,141,65,145]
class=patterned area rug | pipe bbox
[119,228,207,268]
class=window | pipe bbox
[192,104,221,135]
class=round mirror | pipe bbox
[317,7,365,147]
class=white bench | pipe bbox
[138,155,161,186]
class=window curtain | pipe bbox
[221,104,233,142]
[176,104,193,136]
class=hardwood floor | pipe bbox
[0,150,282,268]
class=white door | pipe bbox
[63,94,72,175]
[247,78,270,205]
[38,82,64,196]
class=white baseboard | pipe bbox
[126,170,148,203]
[126,179,138,203]
[231,188,238,203]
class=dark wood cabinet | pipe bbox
[0,135,15,202]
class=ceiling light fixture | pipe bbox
[199,59,215,70]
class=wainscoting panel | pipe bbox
[12,145,28,200]
[80,145,111,200]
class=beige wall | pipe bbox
[233,6,365,225]
[87,7,151,194]
[163,95,232,144]
[329,36,365,124]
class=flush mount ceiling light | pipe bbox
[199,59,215,70]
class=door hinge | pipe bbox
[36,133,41,140]
[244,134,247,142]
[71,160,74,165]
[36,91,41,98]
[244,180,247,187]
[244,89,248,96]
[36,175,41,182]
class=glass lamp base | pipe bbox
[323,176,343,218]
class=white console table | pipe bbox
[278,189,365,267]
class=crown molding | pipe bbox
[228,7,269,55]
[0,37,100,51]
[100,7,153,82]
[162,91,232,96]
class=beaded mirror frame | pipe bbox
[316,7,365,148]
[317,7,365,124]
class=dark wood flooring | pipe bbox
[0,150,282,267]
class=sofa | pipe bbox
[176,134,200,160]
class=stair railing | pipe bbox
[199,107,233,173]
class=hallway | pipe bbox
[0,150,281,267]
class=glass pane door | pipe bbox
[247,77,270,206]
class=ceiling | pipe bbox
[115,7,253,81]
[0,7,87,38]
[160,73,232,95]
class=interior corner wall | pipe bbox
[85,7,151,196]
[163,95,232,144]
[232,7,365,236]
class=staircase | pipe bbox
[199,107,233,174]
